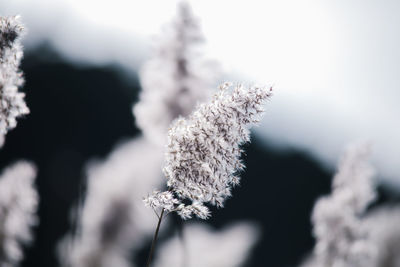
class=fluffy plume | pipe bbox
[0,16,29,137]
[145,83,272,219]
[306,143,376,267]
[133,1,219,144]
[153,222,260,267]
[58,137,164,267]
[0,161,38,267]
[143,191,180,213]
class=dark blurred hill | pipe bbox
[0,46,398,267]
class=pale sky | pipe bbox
[1,0,399,186]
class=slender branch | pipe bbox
[146,208,165,267]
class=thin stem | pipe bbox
[146,208,165,267]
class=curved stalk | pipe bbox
[146,208,165,267]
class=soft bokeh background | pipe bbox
[0,1,399,267]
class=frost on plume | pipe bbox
[0,16,29,137]
[0,161,38,267]
[145,83,272,220]
[307,143,376,267]
[133,2,219,144]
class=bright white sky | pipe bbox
[1,0,399,186]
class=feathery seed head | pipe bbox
[0,16,24,50]
[133,2,219,145]
[310,143,376,267]
[0,16,28,137]
[144,191,180,213]
[145,83,272,219]
[58,137,165,267]
[0,161,38,266]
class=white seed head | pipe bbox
[133,2,219,145]
[0,161,38,267]
[0,16,29,138]
[145,83,272,219]
[59,137,164,267]
[309,143,376,267]
[144,191,180,213]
